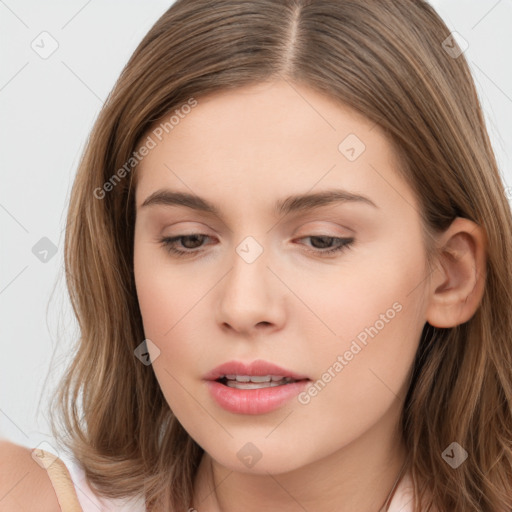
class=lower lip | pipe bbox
[205,379,310,415]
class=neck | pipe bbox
[191,401,408,512]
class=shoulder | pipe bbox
[0,439,61,512]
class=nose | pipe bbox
[215,242,286,337]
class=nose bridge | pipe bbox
[225,233,272,297]
[215,232,285,332]
[234,234,266,266]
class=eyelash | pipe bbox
[158,234,354,258]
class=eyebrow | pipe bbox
[139,188,378,217]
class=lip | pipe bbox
[203,359,311,415]
[203,359,310,381]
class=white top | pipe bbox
[58,453,146,512]
[58,453,414,512]
[388,470,415,511]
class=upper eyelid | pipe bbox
[158,218,355,234]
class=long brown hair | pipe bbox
[48,0,512,510]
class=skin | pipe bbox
[133,79,486,512]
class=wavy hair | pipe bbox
[48,0,512,510]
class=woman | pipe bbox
[1,0,511,511]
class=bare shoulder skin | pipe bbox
[0,440,61,512]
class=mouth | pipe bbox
[204,359,310,386]
[204,359,311,414]
[215,375,305,389]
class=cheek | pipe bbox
[297,233,426,349]
[298,231,427,396]
[134,238,202,335]
[134,247,206,417]
[303,230,425,382]
[134,242,195,362]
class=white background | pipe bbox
[1,0,511,453]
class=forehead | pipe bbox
[134,79,416,213]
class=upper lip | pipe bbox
[204,359,310,381]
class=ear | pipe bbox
[425,217,487,328]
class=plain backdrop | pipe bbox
[1,0,511,456]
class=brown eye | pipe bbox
[160,234,212,256]
[159,234,354,258]
[297,236,354,256]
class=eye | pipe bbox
[297,235,354,256]
[158,234,354,258]
[159,234,211,256]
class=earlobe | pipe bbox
[425,217,487,328]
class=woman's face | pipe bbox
[133,79,430,474]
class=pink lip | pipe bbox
[203,359,310,415]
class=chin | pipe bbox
[203,437,311,476]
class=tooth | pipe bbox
[224,375,292,384]
[249,375,272,383]
[226,381,283,389]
